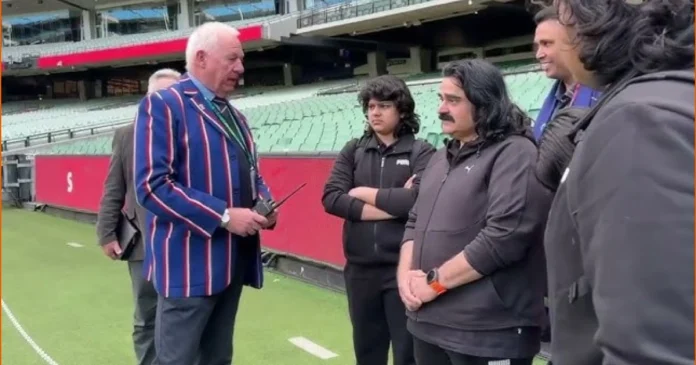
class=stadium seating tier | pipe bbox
[6,67,552,156]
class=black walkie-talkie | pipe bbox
[253,182,307,217]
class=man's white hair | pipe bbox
[185,22,241,71]
[147,68,181,93]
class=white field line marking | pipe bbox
[288,337,338,360]
[2,299,60,365]
[66,242,83,248]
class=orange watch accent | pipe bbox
[429,280,447,295]
[426,268,447,295]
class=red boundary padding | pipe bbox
[34,154,346,267]
[37,25,263,69]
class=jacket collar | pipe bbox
[187,73,215,102]
[179,73,235,143]
[363,133,415,154]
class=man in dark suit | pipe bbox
[96,68,181,365]
[133,21,278,365]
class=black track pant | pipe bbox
[344,263,415,365]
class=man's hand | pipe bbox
[404,174,416,189]
[348,187,378,205]
[263,210,278,229]
[348,187,369,198]
[409,271,438,304]
[225,208,268,237]
[101,241,123,260]
[398,269,425,311]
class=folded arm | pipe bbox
[374,143,435,218]
[322,140,392,221]
[133,92,227,238]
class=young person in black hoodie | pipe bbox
[322,75,435,365]
[542,1,694,364]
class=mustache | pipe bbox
[439,113,454,122]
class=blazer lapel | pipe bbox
[180,77,234,143]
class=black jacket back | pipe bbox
[322,133,435,266]
[544,70,695,365]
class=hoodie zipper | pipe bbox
[414,162,448,323]
[374,156,385,253]
[414,147,479,322]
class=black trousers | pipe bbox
[344,263,415,365]
[413,337,535,365]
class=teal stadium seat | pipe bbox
[8,64,554,156]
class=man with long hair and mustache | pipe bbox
[397,59,553,365]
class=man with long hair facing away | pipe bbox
[544,0,694,364]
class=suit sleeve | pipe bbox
[321,140,365,221]
[374,142,435,218]
[96,130,127,246]
[133,92,227,238]
[463,140,548,275]
[572,103,694,364]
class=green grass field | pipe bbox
[1,209,548,365]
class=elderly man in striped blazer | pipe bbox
[133,21,277,365]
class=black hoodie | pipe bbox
[545,70,695,365]
[402,129,554,357]
[322,133,436,266]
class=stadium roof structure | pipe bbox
[2,0,130,16]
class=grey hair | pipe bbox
[147,68,181,93]
[185,22,241,71]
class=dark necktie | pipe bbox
[212,97,235,125]
[212,97,248,152]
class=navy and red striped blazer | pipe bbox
[133,74,273,298]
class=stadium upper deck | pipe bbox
[2,0,542,152]
[2,0,514,75]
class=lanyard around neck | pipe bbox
[205,97,256,167]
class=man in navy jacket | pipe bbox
[133,22,276,365]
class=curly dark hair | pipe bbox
[555,0,694,86]
[358,74,421,137]
[442,59,533,144]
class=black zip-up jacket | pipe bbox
[545,70,695,365]
[322,134,436,266]
[402,131,553,355]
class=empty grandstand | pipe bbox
[2,0,553,363]
[6,67,551,155]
